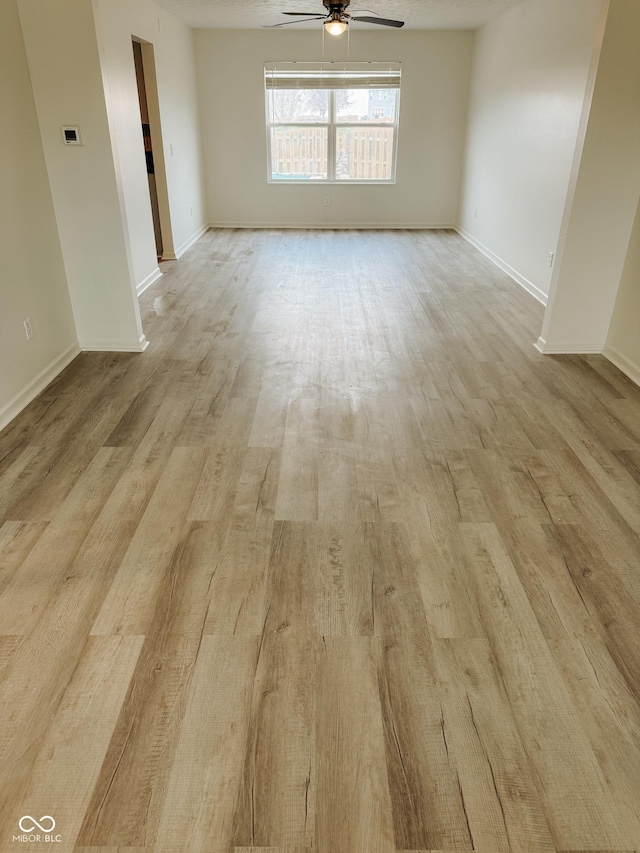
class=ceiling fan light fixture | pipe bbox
[324,17,348,35]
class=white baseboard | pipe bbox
[604,344,640,387]
[208,222,456,230]
[456,227,548,306]
[137,266,162,297]
[535,336,605,355]
[534,337,547,354]
[79,333,149,353]
[0,341,81,433]
[174,224,209,259]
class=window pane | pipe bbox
[335,127,394,181]
[336,89,397,123]
[268,89,329,123]
[270,127,328,180]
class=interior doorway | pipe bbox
[132,38,174,262]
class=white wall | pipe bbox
[540,0,640,354]
[458,0,604,303]
[0,0,78,430]
[94,0,207,274]
[18,0,146,352]
[153,15,207,256]
[17,0,207,356]
[194,29,473,228]
[606,199,640,384]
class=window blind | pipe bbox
[265,62,401,90]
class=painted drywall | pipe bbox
[540,0,640,353]
[0,0,78,429]
[152,13,207,257]
[606,198,640,384]
[94,0,207,278]
[194,29,473,228]
[458,0,604,302]
[17,0,146,351]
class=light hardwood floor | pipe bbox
[1,228,639,853]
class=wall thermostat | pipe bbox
[61,126,82,145]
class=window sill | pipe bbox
[268,180,397,186]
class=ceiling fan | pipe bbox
[264,0,405,35]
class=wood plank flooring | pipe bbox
[1,228,640,852]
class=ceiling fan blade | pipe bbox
[351,15,404,27]
[263,16,325,27]
[282,11,327,14]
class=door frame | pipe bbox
[132,36,176,260]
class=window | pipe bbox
[265,63,401,183]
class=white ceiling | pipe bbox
[152,0,525,31]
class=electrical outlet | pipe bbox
[474,208,478,219]
[324,197,330,206]
[23,318,33,341]
[548,251,555,267]
[170,144,174,157]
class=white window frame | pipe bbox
[265,63,401,185]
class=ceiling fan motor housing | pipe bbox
[323,0,351,10]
